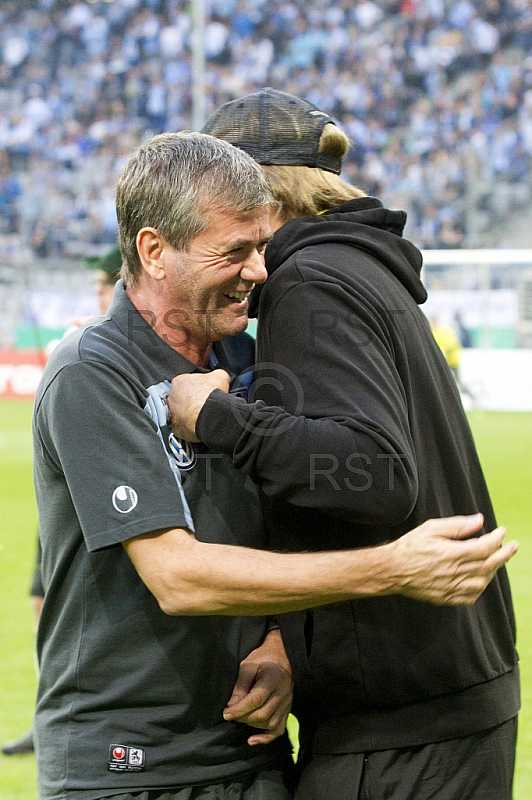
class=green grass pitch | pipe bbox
[0,401,530,798]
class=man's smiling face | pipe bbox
[164,205,272,346]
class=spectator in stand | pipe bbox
[0,0,531,259]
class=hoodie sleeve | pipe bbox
[196,271,419,526]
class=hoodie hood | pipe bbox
[250,197,426,317]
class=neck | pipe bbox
[126,283,212,368]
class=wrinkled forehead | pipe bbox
[195,204,272,244]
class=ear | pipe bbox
[136,228,166,282]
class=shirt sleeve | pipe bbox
[196,275,419,526]
[35,358,194,552]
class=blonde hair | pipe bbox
[262,124,366,222]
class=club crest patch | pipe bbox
[108,743,145,772]
[168,432,197,471]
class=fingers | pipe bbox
[480,538,519,572]
[224,662,260,719]
[168,370,231,441]
[225,631,293,745]
[469,526,507,558]
[424,516,512,563]
[169,368,230,396]
[223,685,271,722]
[225,687,290,747]
[209,369,231,392]
[224,668,282,721]
[224,664,292,745]
[456,526,515,564]
[435,538,519,606]
[444,532,517,590]
[226,674,279,713]
[422,513,485,540]
[247,717,288,746]
[234,688,291,746]
[396,514,518,606]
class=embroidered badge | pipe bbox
[168,432,197,471]
[108,743,145,772]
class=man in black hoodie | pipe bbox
[168,90,520,800]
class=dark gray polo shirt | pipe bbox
[33,283,289,800]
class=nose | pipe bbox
[240,249,268,285]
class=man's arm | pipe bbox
[169,274,424,526]
[168,366,419,526]
[123,513,517,615]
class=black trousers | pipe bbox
[96,767,293,800]
[294,717,517,800]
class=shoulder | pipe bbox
[35,316,144,414]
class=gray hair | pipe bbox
[116,131,275,287]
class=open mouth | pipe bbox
[223,290,251,305]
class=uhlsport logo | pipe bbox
[168,432,197,470]
[108,743,145,772]
[112,485,138,514]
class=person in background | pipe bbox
[430,314,478,407]
[454,310,473,347]
[429,315,462,380]
[0,548,44,755]
[85,244,122,316]
[167,89,520,800]
[1,244,121,757]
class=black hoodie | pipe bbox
[197,198,519,752]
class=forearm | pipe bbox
[125,527,397,616]
[196,390,418,524]
[188,540,396,614]
[124,516,516,616]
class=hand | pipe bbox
[168,369,231,442]
[223,629,293,746]
[390,513,518,605]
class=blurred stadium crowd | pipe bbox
[1,0,532,259]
